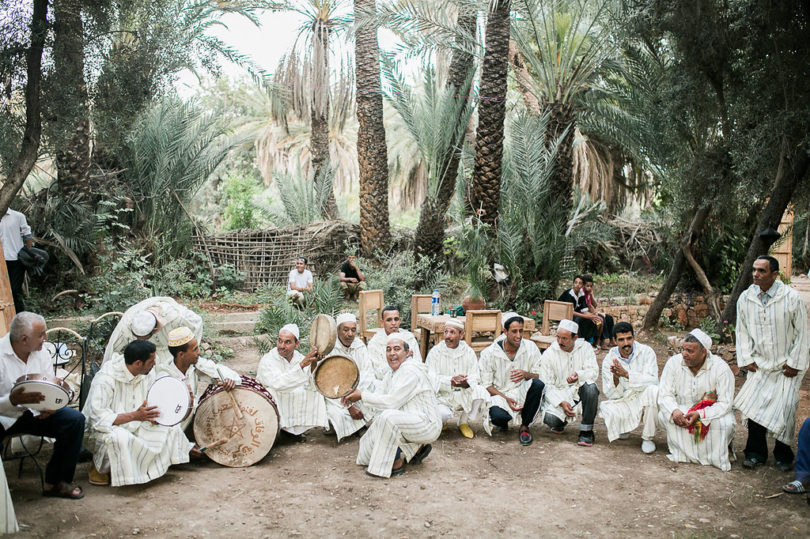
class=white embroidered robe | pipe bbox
[426,340,489,416]
[324,338,376,441]
[256,348,327,432]
[479,338,543,431]
[366,329,422,380]
[539,339,599,423]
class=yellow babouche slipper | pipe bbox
[88,464,110,486]
[458,423,474,439]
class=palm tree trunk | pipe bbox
[546,101,576,214]
[354,0,391,258]
[471,0,510,227]
[311,19,338,219]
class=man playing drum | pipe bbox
[83,340,194,486]
[366,306,422,380]
[158,327,241,433]
[0,312,85,499]
[256,324,328,436]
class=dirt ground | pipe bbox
[7,316,810,537]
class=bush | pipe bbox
[220,173,264,230]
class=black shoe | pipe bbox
[496,425,509,433]
[742,455,765,469]
[410,444,432,465]
[577,431,595,447]
[775,460,794,472]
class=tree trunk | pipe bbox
[546,101,576,214]
[311,19,338,220]
[508,38,540,115]
[354,0,391,258]
[720,143,810,324]
[681,241,722,323]
[642,206,711,330]
[0,0,48,217]
[470,0,510,227]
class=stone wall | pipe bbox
[595,292,728,329]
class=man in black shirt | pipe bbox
[339,255,366,300]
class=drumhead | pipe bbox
[313,355,359,399]
[146,376,192,426]
[13,380,71,411]
[310,314,337,356]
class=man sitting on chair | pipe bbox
[339,255,366,300]
[366,306,422,379]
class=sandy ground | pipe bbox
[7,286,810,537]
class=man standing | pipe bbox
[287,257,314,307]
[339,255,366,300]
[342,334,440,478]
[0,208,34,313]
[539,319,600,446]
[83,340,193,486]
[658,329,735,471]
[598,322,658,453]
[735,255,808,471]
[0,312,85,498]
[256,324,327,436]
[366,306,422,379]
[479,313,545,445]
[426,318,489,439]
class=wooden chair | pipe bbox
[464,310,502,354]
[532,300,574,350]
[410,294,437,345]
[358,289,384,342]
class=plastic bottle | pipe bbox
[431,289,440,316]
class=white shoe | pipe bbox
[618,433,630,440]
[641,440,656,454]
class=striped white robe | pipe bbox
[426,340,489,418]
[0,455,17,534]
[598,342,659,442]
[357,359,441,477]
[324,338,376,441]
[366,329,422,380]
[540,339,599,424]
[156,358,241,431]
[735,281,809,444]
[479,338,543,433]
[658,352,735,471]
[256,348,327,433]
[82,360,193,486]
[103,296,203,366]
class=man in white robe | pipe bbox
[425,318,488,439]
[479,313,545,445]
[598,321,659,453]
[342,334,440,478]
[157,327,241,433]
[83,340,193,486]
[539,319,600,447]
[324,313,376,441]
[658,329,735,471]
[735,255,809,471]
[103,296,203,366]
[256,324,327,435]
[366,305,422,379]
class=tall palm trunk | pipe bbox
[311,18,338,219]
[471,0,510,227]
[354,0,390,257]
[546,101,575,214]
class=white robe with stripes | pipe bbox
[598,342,659,442]
[0,455,17,534]
[539,339,599,424]
[658,352,735,471]
[357,359,441,477]
[82,360,193,486]
[324,338,376,441]
[426,340,490,416]
[734,281,809,444]
[256,348,328,433]
[366,329,422,380]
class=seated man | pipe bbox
[782,418,810,496]
[339,255,366,300]
[157,327,241,432]
[324,313,376,441]
[425,318,489,439]
[598,322,659,453]
[582,275,616,349]
[557,275,599,346]
[287,257,314,307]
[539,319,600,446]
[658,329,735,471]
[104,296,203,365]
[342,334,440,478]
[479,313,545,446]
[256,324,327,436]
[83,340,193,487]
[0,312,85,499]
[366,305,422,379]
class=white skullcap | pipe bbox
[131,311,158,337]
[385,332,406,345]
[444,318,464,331]
[335,313,357,326]
[688,328,712,350]
[558,319,579,335]
[502,312,521,329]
[168,326,194,347]
[280,323,300,340]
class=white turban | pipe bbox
[335,313,357,327]
[558,319,579,335]
[131,311,158,337]
[280,323,300,340]
[444,318,464,331]
[688,328,712,350]
[502,312,521,329]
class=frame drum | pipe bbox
[310,314,337,356]
[146,376,193,426]
[13,373,73,411]
[313,355,360,399]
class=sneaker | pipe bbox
[641,440,656,454]
[88,464,110,486]
[458,423,474,439]
[577,431,595,447]
[618,433,630,440]
[519,428,533,446]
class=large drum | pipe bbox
[13,373,73,411]
[313,355,360,399]
[193,376,279,467]
[146,376,193,427]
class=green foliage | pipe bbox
[589,272,664,298]
[699,316,721,343]
[220,172,262,230]
[269,166,335,225]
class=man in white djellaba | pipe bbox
[365,305,422,379]
[735,255,808,472]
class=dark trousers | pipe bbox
[543,383,600,430]
[796,419,810,483]
[6,259,26,313]
[744,418,795,463]
[599,314,615,341]
[1,408,85,485]
[489,379,545,429]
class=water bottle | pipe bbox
[431,289,440,316]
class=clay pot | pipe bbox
[462,295,485,312]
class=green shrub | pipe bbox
[220,173,263,230]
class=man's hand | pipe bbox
[219,378,237,391]
[566,372,579,385]
[189,444,203,459]
[505,397,523,411]
[9,386,45,406]
[450,375,469,388]
[684,411,700,427]
[610,359,628,379]
[745,362,758,373]
[133,401,160,423]
[36,410,55,419]
[510,369,529,383]
[783,365,799,378]
[348,405,365,420]
[301,347,320,370]
[560,401,576,417]
[342,389,361,407]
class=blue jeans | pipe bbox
[796,418,810,483]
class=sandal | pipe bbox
[43,483,85,500]
[782,480,807,494]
